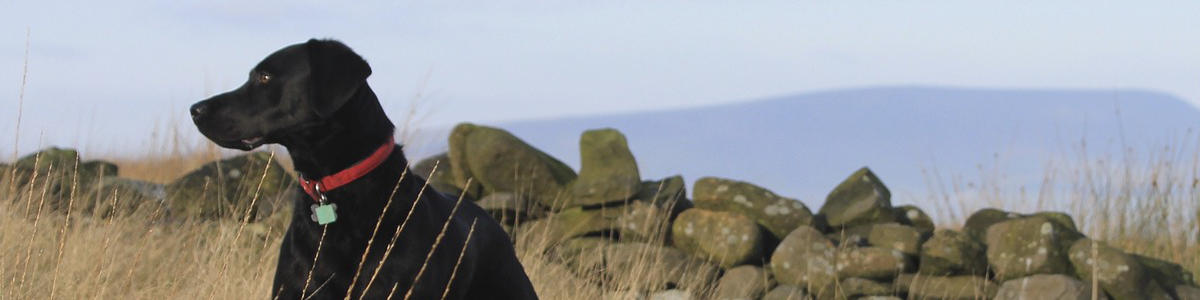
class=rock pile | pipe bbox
[2,149,294,222]
[420,124,1199,300]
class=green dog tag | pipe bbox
[312,203,338,225]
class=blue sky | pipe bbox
[2,1,1200,156]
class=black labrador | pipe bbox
[190,39,538,300]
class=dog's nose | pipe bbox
[190,102,208,119]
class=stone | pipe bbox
[1029,211,1078,232]
[895,274,998,300]
[533,262,605,299]
[569,128,641,207]
[919,229,987,276]
[693,177,816,239]
[670,209,764,268]
[616,201,674,242]
[83,177,166,218]
[634,175,691,213]
[476,192,546,225]
[166,152,294,221]
[963,208,1020,243]
[80,160,120,178]
[615,175,693,242]
[1133,254,1196,290]
[648,289,692,300]
[835,247,912,280]
[411,152,464,198]
[827,223,876,247]
[995,274,1105,300]
[817,278,893,300]
[761,285,812,300]
[1068,239,1172,300]
[984,215,1083,281]
[867,223,923,256]
[553,237,614,264]
[603,291,646,300]
[576,243,718,292]
[893,205,934,235]
[713,265,773,300]
[14,147,81,170]
[447,123,576,207]
[9,147,122,211]
[770,226,837,289]
[513,206,621,246]
[819,167,894,228]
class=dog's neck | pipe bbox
[278,84,400,179]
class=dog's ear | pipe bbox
[306,39,372,118]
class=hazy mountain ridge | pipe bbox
[410,86,1200,208]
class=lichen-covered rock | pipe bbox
[827,223,876,247]
[963,208,1021,243]
[514,206,621,246]
[553,237,613,264]
[995,274,1105,300]
[447,123,576,207]
[984,216,1084,281]
[693,177,815,239]
[648,289,692,300]
[614,176,693,242]
[476,192,546,225]
[576,243,718,292]
[919,229,986,276]
[819,167,894,228]
[671,209,763,268]
[14,147,82,170]
[817,278,893,300]
[411,152,464,198]
[893,205,934,235]
[835,247,912,280]
[868,223,923,256]
[603,290,646,300]
[713,265,773,300]
[771,226,837,289]
[166,152,294,221]
[1133,254,1196,290]
[569,128,641,207]
[762,285,811,300]
[615,201,675,242]
[635,175,691,212]
[83,177,165,218]
[1029,211,1078,232]
[895,274,998,300]
[9,147,123,211]
[1068,239,1173,300]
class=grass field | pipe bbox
[1,129,1197,299]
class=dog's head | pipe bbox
[190,39,371,150]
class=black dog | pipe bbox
[190,39,538,300]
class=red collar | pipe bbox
[299,136,396,202]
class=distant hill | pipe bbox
[408,86,1200,209]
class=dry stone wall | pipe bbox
[428,124,1199,300]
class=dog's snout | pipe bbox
[190,102,209,119]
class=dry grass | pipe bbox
[2,137,1196,299]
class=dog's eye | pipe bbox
[256,72,272,85]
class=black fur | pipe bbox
[190,39,538,300]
